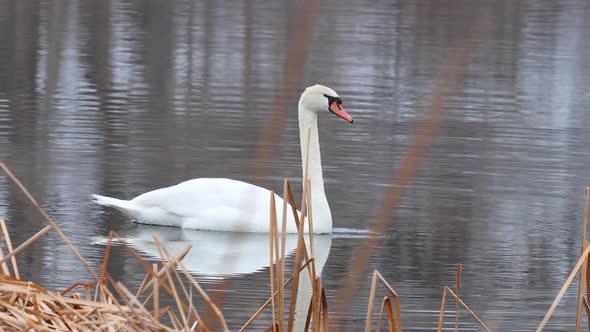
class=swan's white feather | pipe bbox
[92,85,350,234]
[93,178,308,233]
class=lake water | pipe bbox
[1,0,590,330]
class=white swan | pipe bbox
[92,84,353,233]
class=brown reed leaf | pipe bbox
[264,323,281,332]
[376,297,395,332]
[365,270,402,332]
[537,244,590,331]
[437,287,448,332]
[584,296,590,331]
[579,187,590,332]
[153,235,227,331]
[270,190,278,332]
[456,263,462,332]
[0,219,18,279]
[239,258,315,331]
[438,285,490,332]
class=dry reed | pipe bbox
[0,161,406,331]
[435,264,490,332]
[4,160,590,331]
[537,187,590,332]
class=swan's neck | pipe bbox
[298,105,332,232]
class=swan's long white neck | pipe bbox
[298,102,332,233]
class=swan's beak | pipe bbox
[329,102,353,123]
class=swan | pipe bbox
[92,84,353,233]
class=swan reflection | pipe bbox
[99,224,332,278]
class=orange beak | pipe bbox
[329,102,353,123]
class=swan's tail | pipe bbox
[92,194,133,212]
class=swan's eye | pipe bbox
[323,94,342,109]
[322,93,353,123]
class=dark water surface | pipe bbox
[1,0,590,330]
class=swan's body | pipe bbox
[93,178,303,232]
[93,85,353,233]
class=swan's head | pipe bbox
[300,84,353,123]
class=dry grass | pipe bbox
[3,162,590,331]
[0,161,404,331]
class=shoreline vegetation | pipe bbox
[1,162,588,331]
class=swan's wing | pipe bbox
[130,178,296,232]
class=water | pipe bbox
[1,0,590,330]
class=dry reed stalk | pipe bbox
[576,189,590,331]
[93,281,143,330]
[136,268,154,298]
[0,219,18,279]
[288,192,309,332]
[576,247,588,331]
[537,236,590,331]
[270,191,278,332]
[285,179,313,273]
[438,286,490,331]
[304,285,314,331]
[446,287,490,331]
[104,231,183,306]
[364,270,402,332]
[274,191,285,332]
[437,287,449,331]
[319,277,325,331]
[98,230,117,306]
[0,225,52,271]
[136,243,192,298]
[576,187,590,332]
[376,297,395,332]
[108,278,150,331]
[320,285,329,331]
[0,162,99,281]
[168,309,182,331]
[365,270,380,332]
[286,141,316,332]
[586,189,590,308]
[153,240,195,330]
[0,229,190,331]
[279,179,290,332]
[331,17,489,330]
[288,239,305,332]
[114,278,158,325]
[206,115,316,328]
[152,235,229,332]
[313,277,322,331]
[239,258,315,331]
[0,223,12,276]
[153,264,159,323]
[100,231,207,329]
[240,175,315,332]
[584,296,590,331]
[306,178,316,278]
[455,263,462,332]
[264,323,281,332]
[299,130,315,281]
[303,276,325,332]
[0,270,190,331]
